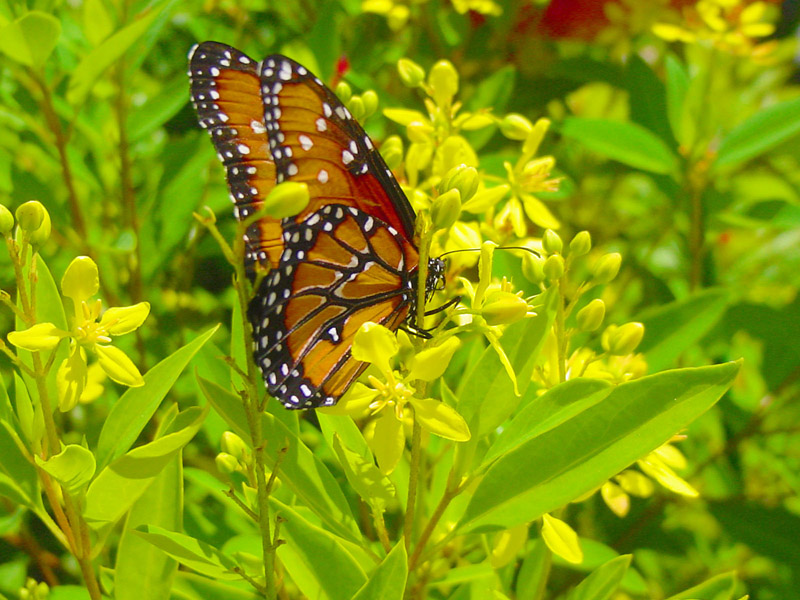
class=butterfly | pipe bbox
[188,41,444,409]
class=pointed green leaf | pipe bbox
[664,53,689,145]
[85,406,206,527]
[95,325,218,469]
[568,555,631,600]
[560,117,679,175]
[272,498,367,600]
[459,362,740,532]
[35,444,95,496]
[134,524,241,580]
[0,420,39,508]
[332,434,395,511]
[715,96,800,170]
[0,11,61,68]
[352,542,408,600]
[665,571,738,600]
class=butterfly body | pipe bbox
[189,41,441,409]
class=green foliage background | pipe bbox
[0,0,799,599]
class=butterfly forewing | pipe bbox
[189,41,284,270]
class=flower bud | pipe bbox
[569,231,591,257]
[608,322,644,355]
[221,431,249,463]
[215,452,240,475]
[407,120,433,143]
[431,188,461,230]
[439,164,478,203]
[576,299,605,332]
[30,207,51,248]
[542,229,563,254]
[593,252,622,284]
[500,113,534,141]
[15,201,44,232]
[398,58,425,88]
[361,90,378,117]
[263,181,310,219]
[347,95,365,121]
[0,204,13,234]
[381,135,404,170]
[543,254,564,281]
[522,253,545,283]
[428,60,458,107]
[482,291,529,326]
[335,81,352,103]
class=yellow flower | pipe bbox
[7,256,149,411]
[320,322,469,474]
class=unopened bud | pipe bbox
[576,299,605,332]
[335,81,352,103]
[30,207,51,248]
[569,231,591,257]
[482,291,529,326]
[439,164,479,203]
[593,252,622,284]
[542,229,563,254]
[0,204,13,234]
[381,135,404,170]
[522,253,545,283]
[15,201,44,232]
[361,90,378,117]
[500,113,534,141]
[348,95,365,121]
[263,181,309,219]
[543,254,564,281]
[221,431,249,463]
[431,188,461,230]
[428,60,458,106]
[608,322,644,355]
[215,452,239,475]
[398,58,425,88]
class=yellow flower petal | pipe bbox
[601,481,630,517]
[317,382,378,416]
[95,344,144,387]
[57,345,87,412]
[372,410,405,475]
[638,457,698,497]
[410,397,470,442]
[61,256,99,302]
[352,322,397,375]
[99,302,151,336]
[8,322,68,351]
[408,337,461,382]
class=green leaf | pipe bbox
[665,571,738,600]
[127,76,191,142]
[67,7,162,106]
[272,498,367,600]
[0,419,39,508]
[568,555,631,600]
[352,542,408,600]
[715,96,800,170]
[172,571,261,599]
[115,453,182,600]
[95,325,218,470]
[664,53,689,145]
[637,288,729,372]
[459,362,740,532]
[0,11,61,68]
[554,538,648,595]
[82,0,114,46]
[560,117,679,175]
[465,65,515,149]
[318,413,371,460]
[483,379,612,466]
[34,444,95,496]
[197,375,361,543]
[134,524,241,581]
[332,434,395,512]
[84,406,206,527]
[626,55,672,146]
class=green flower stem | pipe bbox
[38,471,75,550]
[554,279,567,384]
[404,416,423,552]
[408,473,462,571]
[230,223,277,600]
[29,70,87,240]
[224,488,259,522]
[373,508,392,554]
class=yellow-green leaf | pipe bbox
[35,444,96,496]
[541,513,583,564]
